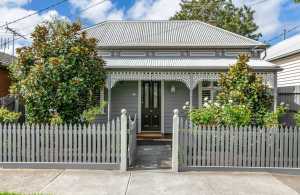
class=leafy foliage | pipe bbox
[170,0,261,40]
[0,107,21,123]
[217,55,273,125]
[82,101,107,123]
[219,104,252,126]
[9,20,106,124]
[263,104,288,128]
[189,101,219,125]
[294,110,300,127]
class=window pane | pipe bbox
[153,82,158,108]
[202,90,211,103]
[145,83,149,108]
[202,81,210,88]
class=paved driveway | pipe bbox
[0,169,299,195]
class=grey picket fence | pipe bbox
[172,109,300,172]
[0,109,136,170]
[128,114,137,167]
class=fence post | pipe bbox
[172,109,179,172]
[120,109,128,171]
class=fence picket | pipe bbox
[270,128,275,167]
[69,124,73,163]
[12,124,16,162]
[289,127,293,168]
[252,126,257,167]
[256,127,261,167]
[87,125,92,163]
[220,126,225,166]
[279,127,284,167]
[35,124,40,162]
[274,127,280,167]
[92,124,97,163]
[197,125,201,166]
[116,117,120,163]
[284,127,289,167]
[83,125,87,163]
[17,124,21,162]
[233,126,238,167]
[243,126,247,166]
[0,124,2,162]
[64,124,68,162]
[184,120,188,166]
[207,126,211,166]
[73,124,77,162]
[49,125,54,162]
[106,122,111,163]
[215,126,220,166]
[247,126,252,167]
[225,126,229,166]
[211,126,216,166]
[298,127,300,168]
[293,127,298,168]
[201,125,206,166]
[45,124,49,162]
[26,124,31,162]
[188,125,192,166]
[54,125,58,162]
[40,124,44,162]
[111,120,116,163]
[266,128,271,167]
[229,126,234,167]
[3,124,7,162]
[261,127,266,167]
[7,124,12,162]
[101,124,106,163]
[59,125,63,162]
[97,124,101,163]
[78,124,82,162]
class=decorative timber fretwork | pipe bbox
[106,71,275,89]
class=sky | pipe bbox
[0,0,300,55]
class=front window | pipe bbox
[198,81,220,106]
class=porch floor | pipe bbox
[137,132,172,142]
[132,143,172,170]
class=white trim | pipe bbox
[120,51,147,57]
[190,51,216,57]
[161,80,165,134]
[138,80,142,133]
[198,81,202,107]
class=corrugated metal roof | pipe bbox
[103,57,279,70]
[84,20,265,48]
[0,52,14,67]
[265,34,300,61]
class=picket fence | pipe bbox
[0,109,136,170]
[172,109,300,172]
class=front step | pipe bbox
[137,132,172,145]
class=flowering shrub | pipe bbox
[219,103,252,126]
[295,110,300,127]
[189,100,220,125]
[263,103,288,128]
[9,20,106,124]
[0,107,21,123]
[82,101,107,123]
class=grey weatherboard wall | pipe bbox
[111,81,139,123]
[164,81,198,133]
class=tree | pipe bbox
[170,0,261,40]
[217,55,273,125]
[9,20,106,123]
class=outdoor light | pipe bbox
[171,85,176,95]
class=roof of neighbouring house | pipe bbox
[84,20,266,49]
[103,57,280,71]
[0,52,15,67]
[265,34,300,61]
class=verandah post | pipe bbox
[172,109,180,172]
[120,109,128,171]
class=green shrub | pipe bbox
[0,107,21,123]
[82,101,107,123]
[295,111,300,127]
[189,103,220,125]
[263,104,288,128]
[49,113,63,125]
[219,103,252,126]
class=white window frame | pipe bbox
[198,81,220,107]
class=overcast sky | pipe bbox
[0,0,300,55]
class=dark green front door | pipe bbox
[142,81,161,131]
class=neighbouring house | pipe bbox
[85,20,280,134]
[0,52,14,98]
[265,34,300,125]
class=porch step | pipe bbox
[137,133,172,145]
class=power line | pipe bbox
[0,0,108,49]
[0,0,69,29]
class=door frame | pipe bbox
[138,80,164,134]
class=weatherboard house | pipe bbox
[84,20,280,134]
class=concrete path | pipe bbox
[0,169,300,195]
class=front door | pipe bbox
[142,81,161,131]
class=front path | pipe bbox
[0,169,300,195]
